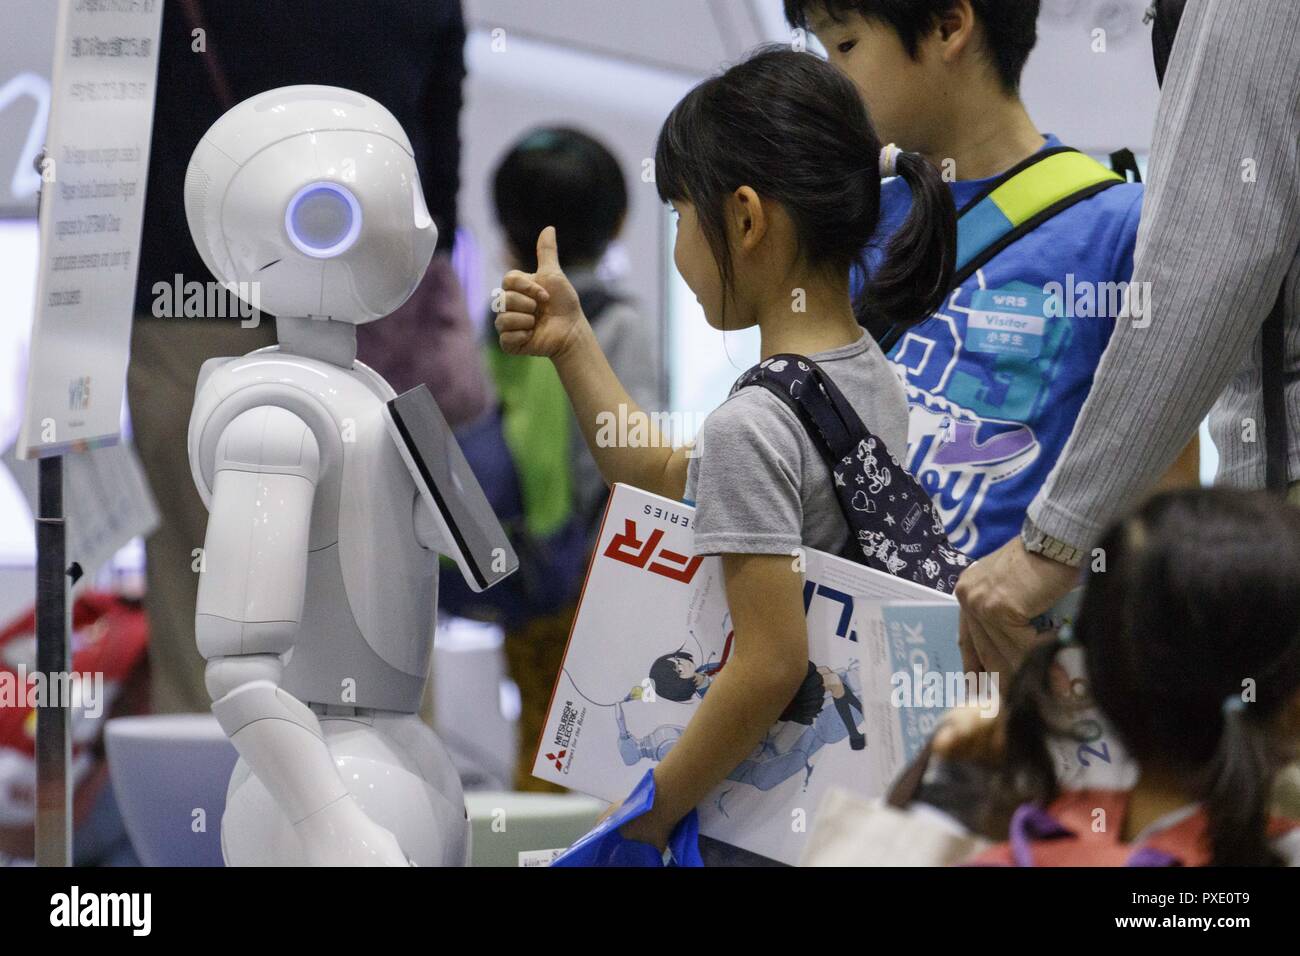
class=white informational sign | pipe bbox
[2,439,157,583]
[17,0,163,459]
[533,483,964,865]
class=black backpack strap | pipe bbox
[733,355,971,593]
[1262,291,1291,493]
[1148,0,1190,87]
[1110,148,1143,184]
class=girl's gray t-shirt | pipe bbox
[684,330,910,558]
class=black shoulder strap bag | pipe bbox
[733,355,970,593]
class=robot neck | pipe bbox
[276,315,358,367]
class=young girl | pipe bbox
[931,489,1300,866]
[494,46,957,861]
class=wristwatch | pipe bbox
[1020,517,1086,568]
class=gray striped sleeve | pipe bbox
[1026,0,1300,550]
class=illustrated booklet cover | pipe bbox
[531,482,963,864]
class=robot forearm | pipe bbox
[206,660,409,865]
[206,659,346,822]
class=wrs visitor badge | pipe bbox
[966,289,1050,359]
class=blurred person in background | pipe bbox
[128,0,485,715]
[445,127,656,792]
[872,489,1300,867]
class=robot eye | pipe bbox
[284,181,362,258]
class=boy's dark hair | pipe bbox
[492,127,627,270]
[655,45,955,333]
[649,651,697,703]
[1001,489,1300,866]
[784,0,1040,94]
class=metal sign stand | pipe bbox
[20,0,165,865]
[34,453,71,866]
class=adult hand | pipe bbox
[955,536,1078,678]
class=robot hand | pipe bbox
[294,794,414,867]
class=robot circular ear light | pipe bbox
[285,181,363,259]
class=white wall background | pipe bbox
[1027,0,1160,153]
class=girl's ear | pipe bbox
[729,185,767,253]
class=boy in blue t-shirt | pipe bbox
[786,0,1197,558]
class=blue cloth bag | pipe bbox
[550,770,704,867]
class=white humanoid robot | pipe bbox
[184,85,515,866]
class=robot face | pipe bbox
[185,86,437,325]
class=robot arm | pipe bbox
[614,702,641,765]
[196,405,407,865]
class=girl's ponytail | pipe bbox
[861,150,957,332]
[1201,700,1280,866]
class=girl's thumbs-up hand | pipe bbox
[496,226,587,359]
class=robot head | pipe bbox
[184,85,437,324]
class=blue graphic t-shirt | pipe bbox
[859,135,1143,559]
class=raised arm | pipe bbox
[196,404,407,866]
[495,227,690,500]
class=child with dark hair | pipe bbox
[647,648,864,747]
[483,127,657,792]
[488,126,657,548]
[493,127,629,273]
[785,0,1040,99]
[784,0,1199,569]
[617,660,866,792]
[647,651,715,703]
[494,46,957,860]
[919,489,1300,866]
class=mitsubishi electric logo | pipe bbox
[49,886,151,936]
[547,700,581,772]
